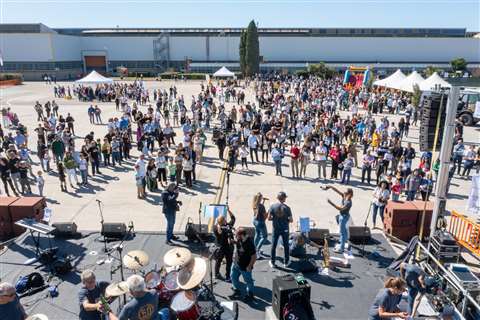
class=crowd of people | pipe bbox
[0,72,478,320]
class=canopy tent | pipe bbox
[75,70,113,84]
[396,71,425,92]
[373,69,406,88]
[419,72,451,91]
[213,66,235,78]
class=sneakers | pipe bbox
[171,235,179,241]
[283,262,290,269]
[269,261,276,268]
[244,292,255,302]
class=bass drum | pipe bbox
[170,290,200,320]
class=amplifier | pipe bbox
[309,228,330,245]
[101,223,127,239]
[272,275,311,320]
[349,226,371,244]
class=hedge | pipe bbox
[159,73,207,80]
[0,73,23,81]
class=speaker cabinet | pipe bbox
[101,223,127,239]
[272,275,311,320]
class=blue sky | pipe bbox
[1,0,479,30]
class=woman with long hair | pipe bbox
[252,192,268,258]
[368,277,407,320]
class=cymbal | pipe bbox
[26,315,48,320]
[123,250,149,270]
[163,247,192,267]
[177,257,207,290]
[105,281,129,298]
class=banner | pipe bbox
[467,175,480,215]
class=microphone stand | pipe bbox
[96,200,108,253]
[361,202,373,257]
[109,223,134,306]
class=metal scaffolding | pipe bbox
[153,32,170,72]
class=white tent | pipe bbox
[76,70,113,84]
[213,66,235,78]
[419,72,451,91]
[373,69,406,88]
[396,71,425,92]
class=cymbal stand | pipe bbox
[109,224,134,306]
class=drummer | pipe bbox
[0,282,28,320]
[108,275,159,320]
[78,269,110,320]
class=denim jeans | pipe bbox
[341,169,351,184]
[274,160,282,176]
[407,286,419,314]
[165,211,176,242]
[372,203,385,225]
[253,219,267,253]
[112,151,121,166]
[337,214,350,252]
[230,263,254,295]
[406,190,416,201]
[80,169,88,184]
[271,230,289,265]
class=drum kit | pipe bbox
[104,246,232,320]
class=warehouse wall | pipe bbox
[81,36,157,60]
[259,37,480,62]
[0,33,53,61]
[51,34,82,61]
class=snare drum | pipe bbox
[170,291,200,320]
[158,270,180,302]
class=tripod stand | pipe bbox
[109,223,134,305]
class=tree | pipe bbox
[424,65,440,77]
[239,31,247,76]
[412,84,422,108]
[245,20,260,76]
[306,62,335,79]
[450,58,467,72]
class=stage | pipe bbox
[0,231,398,320]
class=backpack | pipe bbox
[16,272,44,294]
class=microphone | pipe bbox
[96,199,102,203]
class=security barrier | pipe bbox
[448,210,480,257]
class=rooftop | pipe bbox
[0,23,474,38]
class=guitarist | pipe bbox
[78,269,110,320]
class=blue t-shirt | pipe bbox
[0,295,26,320]
[368,288,402,320]
[78,281,110,320]
[268,202,292,232]
[404,264,425,289]
[118,291,159,320]
[340,199,352,215]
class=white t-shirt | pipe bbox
[315,146,327,161]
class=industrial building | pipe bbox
[0,23,479,80]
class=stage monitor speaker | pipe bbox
[308,228,330,245]
[52,222,78,237]
[349,226,371,244]
[272,275,311,320]
[101,223,127,239]
[185,222,211,242]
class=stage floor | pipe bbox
[0,231,397,320]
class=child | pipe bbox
[167,157,177,183]
[341,153,355,185]
[391,174,403,201]
[79,154,88,186]
[43,152,51,172]
[57,162,67,192]
[239,143,249,170]
[36,170,45,197]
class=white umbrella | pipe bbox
[396,71,425,92]
[419,72,451,91]
[76,70,113,84]
[373,69,406,88]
